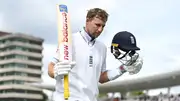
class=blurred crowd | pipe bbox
[98,92,180,101]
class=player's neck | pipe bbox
[84,27,95,41]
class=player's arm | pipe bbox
[48,60,75,79]
[98,46,125,83]
[99,71,109,83]
[48,49,75,79]
[48,62,55,78]
[99,54,142,84]
[99,67,126,84]
[99,56,143,84]
[48,49,59,79]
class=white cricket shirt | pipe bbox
[51,28,107,101]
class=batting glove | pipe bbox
[54,61,76,78]
[120,56,143,75]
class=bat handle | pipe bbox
[64,74,69,100]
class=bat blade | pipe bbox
[56,4,72,100]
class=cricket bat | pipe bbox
[56,4,72,100]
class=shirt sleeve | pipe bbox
[101,47,107,72]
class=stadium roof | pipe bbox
[99,69,180,93]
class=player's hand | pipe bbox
[54,61,76,78]
[120,56,143,75]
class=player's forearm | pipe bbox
[48,62,55,78]
[99,71,109,83]
[99,66,126,83]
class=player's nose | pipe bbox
[97,26,103,32]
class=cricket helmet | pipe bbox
[111,31,140,64]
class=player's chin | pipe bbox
[94,34,101,38]
[94,32,101,37]
[94,36,99,38]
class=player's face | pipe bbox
[86,17,106,38]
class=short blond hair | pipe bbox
[86,8,109,22]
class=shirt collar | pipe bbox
[80,27,96,43]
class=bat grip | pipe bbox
[64,74,69,100]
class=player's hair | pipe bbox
[86,8,109,22]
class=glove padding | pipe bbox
[54,61,76,78]
[122,56,143,75]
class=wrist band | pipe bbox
[107,67,123,81]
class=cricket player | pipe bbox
[48,8,143,101]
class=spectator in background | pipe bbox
[158,92,163,101]
[107,93,113,101]
[113,92,121,101]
